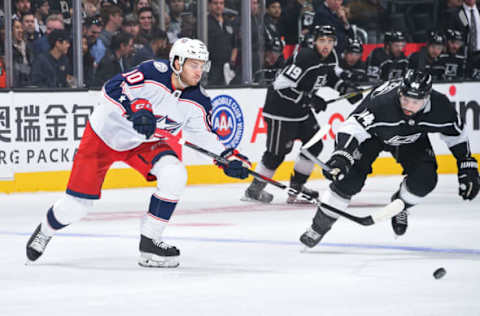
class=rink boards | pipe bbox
[0,82,479,193]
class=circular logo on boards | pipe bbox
[211,95,244,148]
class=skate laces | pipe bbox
[31,231,51,251]
[394,210,408,224]
[305,226,321,239]
[153,240,174,250]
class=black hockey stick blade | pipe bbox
[320,199,405,226]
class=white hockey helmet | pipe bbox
[169,37,210,74]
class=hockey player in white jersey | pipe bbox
[26,38,251,268]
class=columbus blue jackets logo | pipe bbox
[211,95,244,148]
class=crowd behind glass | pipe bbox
[2,0,480,89]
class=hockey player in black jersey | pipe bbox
[366,31,409,82]
[438,29,466,81]
[408,30,445,80]
[339,37,367,84]
[300,70,479,247]
[243,25,362,204]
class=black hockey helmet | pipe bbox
[345,37,363,54]
[313,25,337,41]
[427,30,445,45]
[445,28,463,42]
[399,70,432,99]
[384,30,406,44]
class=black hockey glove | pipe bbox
[338,81,363,105]
[304,93,327,113]
[457,157,480,200]
[129,98,156,139]
[323,151,354,182]
[215,148,252,179]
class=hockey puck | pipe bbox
[433,267,446,279]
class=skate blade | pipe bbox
[240,196,272,204]
[138,253,179,268]
[286,197,314,205]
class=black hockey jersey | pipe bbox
[339,58,367,83]
[263,46,343,120]
[437,53,466,81]
[366,47,409,82]
[336,80,470,159]
[408,48,444,81]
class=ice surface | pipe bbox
[1,175,479,316]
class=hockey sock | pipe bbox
[141,194,178,240]
[41,195,93,236]
[320,188,351,219]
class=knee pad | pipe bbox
[405,164,438,197]
[261,151,285,171]
[52,194,93,226]
[151,154,187,200]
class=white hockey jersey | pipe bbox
[89,59,224,156]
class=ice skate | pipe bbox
[299,207,337,248]
[287,182,319,204]
[138,235,180,268]
[391,210,408,236]
[241,178,273,203]
[390,190,412,236]
[26,224,52,262]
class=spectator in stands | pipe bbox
[313,0,353,53]
[136,6,154,44]
[22,12,39,57]
[166,0,185,44]
[366,30,409,82]
[129,28,167,66]
[339,37,367,83]
[207,0,238,85]
[31,29,71,88]
[82,35,95,87]
[12,19,32,87]
[93,31,134,87]
[32,14,64,55]
[33,0,50,35]
[83,0,99,17]
[447,0,480,56]
[262,0,284,82]
[99,4,123,50]
[125,0,152,22]
[122,17,140,37]
[439,28,466,81]
[178,12,196,38]
[85,15,105,67]
[13,0,32,21]
[408,30,445,81]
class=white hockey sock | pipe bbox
[321,189,350,219]
[41,194,93,236]
[255,162,275,179]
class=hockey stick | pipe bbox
[154,129,404,226]
[322,86,373,105]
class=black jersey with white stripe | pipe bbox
[366,47,409,82]
[262,46,343,121]
[336,80,471,159]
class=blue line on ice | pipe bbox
[4,230,480,255]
